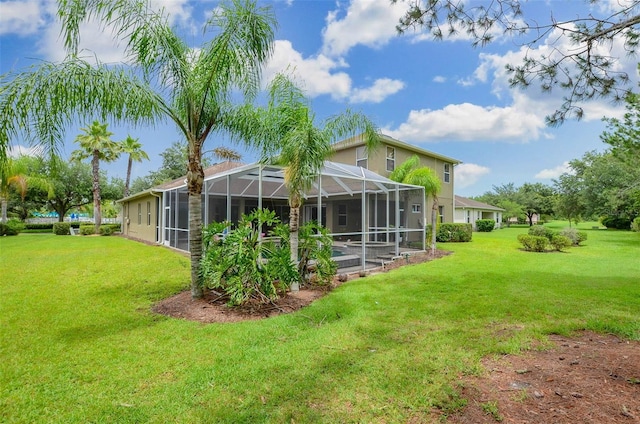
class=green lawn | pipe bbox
[1,224,638,423]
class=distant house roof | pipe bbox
[332,133,462,165]
[455,195,504,211]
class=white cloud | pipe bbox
[535,161,572,179]
[455,163,490,188]
[8,144,44,157]
[384,102,547,142]
[349,78,405,103]
[321,0,410,57]
[0,0,44,36]
[433,76,446,83]
[264,40,404,103]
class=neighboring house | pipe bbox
[118,160,427,270]
[331,133,461,225]
[454,195,504,230]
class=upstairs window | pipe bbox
[443,163,450,183]
[356,146,367,169]
[386,147,395,172]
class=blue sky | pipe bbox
[1,0,637,196]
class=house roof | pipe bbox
[455,195,504,211]
[118,160,423,203]
[117,161,245,203]
[332,133,462,165]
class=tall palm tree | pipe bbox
[120,136,149,198]
[251,75,380,289]
[390,155,441,254]
[1,0,276,299]
[1,156,53,223]
[71,121,121,233]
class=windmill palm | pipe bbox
[71,121,121,233]
[252,75,380,289]
[390,155,442,254]
[1,0,276,299]
[121,136,149,198]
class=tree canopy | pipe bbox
[393,0,640,125]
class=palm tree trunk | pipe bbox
[1,198,7,223]
[92,151,102,233]
[289,205,300,291]
[430,197,438,255]
[187,141,205,299]
[124,156,132,198]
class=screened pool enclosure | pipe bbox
[161,161,426,271]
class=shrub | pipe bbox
[475,219,495,232]
[1,219,24,236]
[601,216,631,230]
[296,221,337,286]
[79,225,95,235]
[550,234,572,251]
[517,234,548,252]
[99,226,113,236]
[53,222,71,235]
[26,223,54,230]
[632,217,640,232]
[559,228,587,246]
[528,225,554,240]
[432,223,472,242]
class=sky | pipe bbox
[1,0,638,197]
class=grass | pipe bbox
[1,223,638,423]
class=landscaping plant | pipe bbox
[475,219,495,232]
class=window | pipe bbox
[356,146,367,168]
[147,201,151,226]
[411,204,421,213]
[443,163,450,183]
[438,205,444,223]
[137,203,142,225]
[338,204,347,226]
[386,147,395,172]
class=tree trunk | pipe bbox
[92,151,101,233]
[289,204,300,292]
[1,198,7,223]
[187,141,205,299]
[124,156,132,198]
[430,197,438,255]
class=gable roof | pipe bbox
[332,133,462,165]
[455,195,504,211]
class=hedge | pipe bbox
[427,223,472,242]
[475,219,495,232]
[53,222,71,235]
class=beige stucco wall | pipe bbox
[121,193,159,243]
[330,142,456,223]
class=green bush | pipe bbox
[632,217,640,232]
[296,221,337,286]
[517,234,548,252]
[99,226,113,236]
[601,216,631,230]
[79,225,95,235]
[101,223,121,233]
[53,222,71,235]
[528,225,554,240]
[1,219,24,236]
[431,223,472,242]
[26,223,54,230]
[475,219,495,232]
[550,234,572,252]
[559,228,587,246]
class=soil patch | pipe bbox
[445,331,640,423]
[152,249,451,324]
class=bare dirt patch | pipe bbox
[446,332,640,423]
[151,249,451,324]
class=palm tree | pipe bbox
[390,155,441,254]
[252,75,380,289]
[71,121,121,233]
[121,136,149,197]
[1,156,53,223]
[1,0,276,299]
[212,146,242,162]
